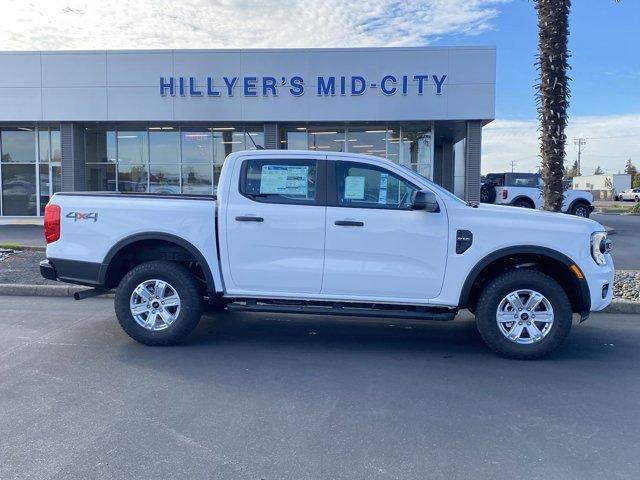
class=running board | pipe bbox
[226,299,456,321]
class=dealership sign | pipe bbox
[160,74,447,98]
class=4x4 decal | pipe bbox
[66,211,98,222]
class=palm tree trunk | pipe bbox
[536,0,571,211]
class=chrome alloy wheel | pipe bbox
[496,289,554,345]
[129,279,181,331]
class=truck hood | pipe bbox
[472,202,605,233]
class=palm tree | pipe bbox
[535,0,571,212]
[536,0,619,211]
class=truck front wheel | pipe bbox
[475,270,572,359]
[114,260,203,345]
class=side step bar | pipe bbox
[227,300,457,321]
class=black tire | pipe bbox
[475,270,572,359]
[115,260,203,345]
[570,202,591,218]
[635,196,639,203]
[480,184,496,204]
[513,199,533,209]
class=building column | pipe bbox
[440,139,455,193]
[263,123,279,149]
[60,123,85,191]
[464,121,482,202]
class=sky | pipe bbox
[0,0,638,174]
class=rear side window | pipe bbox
[241,158,318,204]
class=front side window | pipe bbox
[335,161,417,209]
[242,159,317,204]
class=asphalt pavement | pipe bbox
[1,296,639,479]
[591,213,639,270]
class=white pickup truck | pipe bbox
[41,150,614,359]
[481,172,594,217]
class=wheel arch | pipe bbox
[98,232,215,292]
[459,246,591,316]
[509,195,535,208]
[567,198,592,214]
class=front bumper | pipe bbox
[584,256,615,312]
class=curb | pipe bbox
[603,299,640,315]
[0,284,113,298]
[0,245,45,252]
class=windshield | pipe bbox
[396,164,468,205]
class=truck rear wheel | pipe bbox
[475,270,572,359]
[115,260,203,345]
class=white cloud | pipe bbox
[0,0,507,50]
[483,114,640,175]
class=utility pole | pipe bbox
[510,159,518,172]
[574,138,586,176]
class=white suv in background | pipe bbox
[481,172,594,217]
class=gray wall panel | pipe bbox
[464,121,482,202]
[0,47,495,122]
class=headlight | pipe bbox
[591,232,612,265]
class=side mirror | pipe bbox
[411,190,439,212]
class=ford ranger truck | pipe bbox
[40,150,614,359]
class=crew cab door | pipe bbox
[322,158,448,300]
[223,155,326,294]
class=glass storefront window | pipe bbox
[86,163,116,191]
[181,164,212,195]
[346,127,389,156]
[307,127,345,152]
[149,130,180,163]
[39,130,50,162]
[400,125,432,179]
[117,131,148,164]
[85,129,116,163]
[51,129,61,162]
[181,130,212,164]
[1,129,36,163]
[245,128,265,150]
[386,127,400,161]
[212,129,238,163]
[2,164,37,216]
[150,164,180,194]
[117,164,148,192]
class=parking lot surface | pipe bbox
[1,296,639,479]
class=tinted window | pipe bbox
[242,159,317,204]
[505,173,540,187]
[335,161,417,209]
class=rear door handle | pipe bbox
[235,216,264,222]
[334,220,364,227]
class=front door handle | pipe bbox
[335,220,364,227]
[235,216,264,222]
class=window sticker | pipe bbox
[260,165,309,196]
[378,173,388,204]
[344,176,365,200]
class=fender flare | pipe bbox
[458,245,591,315]
[98,232,215,292]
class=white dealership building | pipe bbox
[0,46,495,217]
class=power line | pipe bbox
[574,138,586,176]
